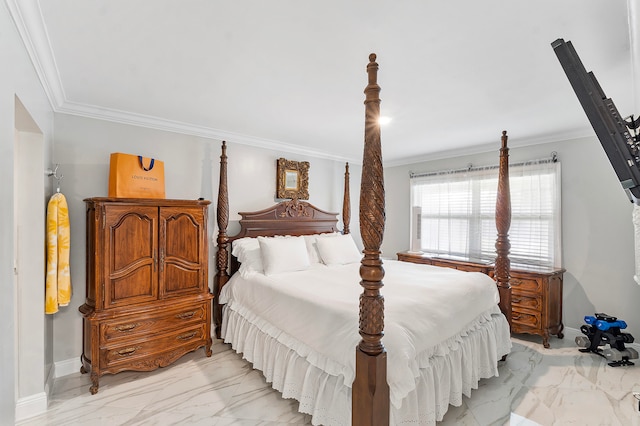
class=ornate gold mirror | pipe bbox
[276,158,309,199]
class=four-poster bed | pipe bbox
[212,54,513,425]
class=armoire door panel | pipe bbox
[160,207,206,297]
[161,208,204,263]
[111,267,155,304]
[104,205,158,308]
[162,265,201,296]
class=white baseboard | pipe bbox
[55,357,81,378]
[15,392,47,422]
[14,359,77,421]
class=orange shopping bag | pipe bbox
[108,153,165,198]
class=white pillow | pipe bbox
[303,232,340,264]
[231,237,264,275]
[316,234,362,265]
[258,235,311,275]
[231,237,258,258]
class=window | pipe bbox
[410,159,561,269]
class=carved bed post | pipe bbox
[495,131,512,327]
[352,53,390,426]
[343,162,351,235]
[214,141,230,339]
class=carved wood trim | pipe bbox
[279,199,311,217]
[343,163,351,234]
[495,130,512,327]
[230,201,339,241]
[214,141,229,339]
[352,53,390,426]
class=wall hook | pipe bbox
[45,164,64,192]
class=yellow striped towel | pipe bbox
[45,192,72,314]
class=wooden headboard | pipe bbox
[231,200,339,240]
[224,201,340,277]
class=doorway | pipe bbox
[13,95,47,418]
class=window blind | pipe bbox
[409,159,562,269]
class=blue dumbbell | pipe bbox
[595,319,627,331]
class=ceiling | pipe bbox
[9,0,637,165]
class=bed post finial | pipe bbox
[214,140,230,339]
[353,53,390,426]
[495,131,512,327]
[343,163,351,234]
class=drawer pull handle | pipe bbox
[177,331,197,341]
[512,314,521,321]
[116,346,141,357]
[511,279,523,286]
[176,311,196,320]
[512,298,522,304]
[114,323,140,332]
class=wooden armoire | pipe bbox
[79,198,213,394]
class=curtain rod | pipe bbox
[409,152,558,179]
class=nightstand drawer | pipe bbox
[510,276,542,294]
[511,293,542,311]
[512,309,542,330]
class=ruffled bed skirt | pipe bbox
[222,305,511,425]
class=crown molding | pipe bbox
[6,0,65,109]
[58,100,357,163]
[383,129,594,168]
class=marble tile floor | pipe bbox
[17,330,640,426]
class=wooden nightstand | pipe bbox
[509,267,564,348]
[396,251,565,348]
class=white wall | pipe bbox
[14,126,46,402]
[51,113,358,364]
[384,135,640,335]
[0,2,54,424]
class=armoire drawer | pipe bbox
[101,302,208,343]
[101,324,206,368]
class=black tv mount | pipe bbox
[552,38,640,204]
[627,114,640,143]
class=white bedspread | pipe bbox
[219,259,506,409]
